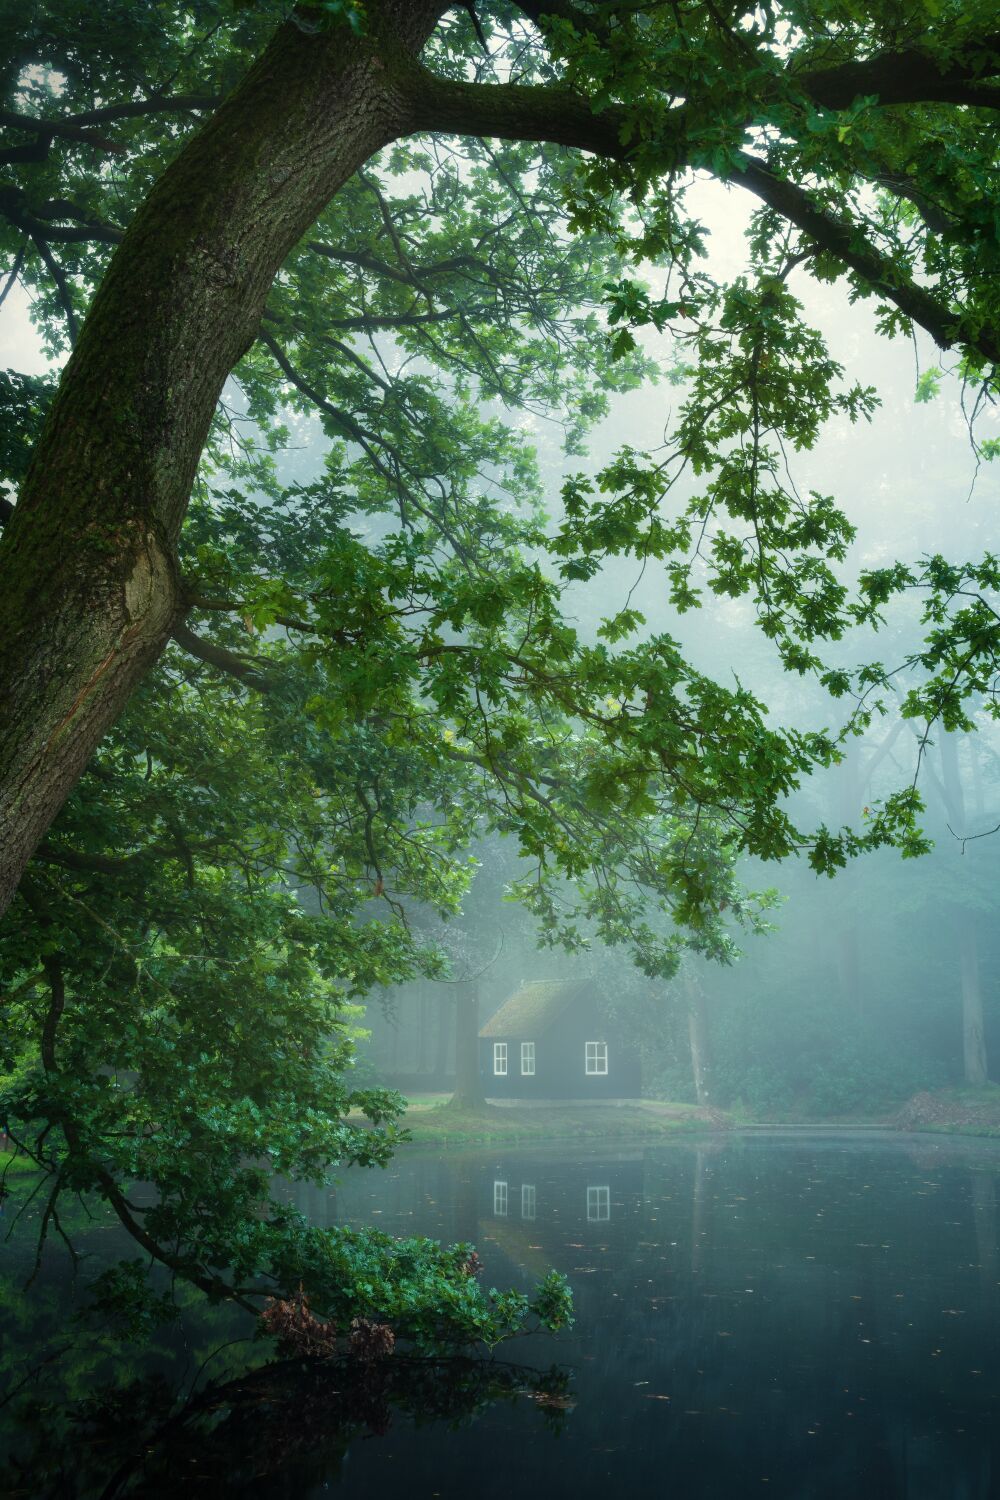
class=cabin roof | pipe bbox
[479,979,594,1038]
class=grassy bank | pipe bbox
[1,1150,42,1176]
[895,1084,1000,1138]
[398,1097,728,1146]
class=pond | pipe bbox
[4,1131,1000,1497]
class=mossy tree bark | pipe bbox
[0,1,448,916]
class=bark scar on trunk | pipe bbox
[43,528,177,758]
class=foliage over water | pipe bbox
[4,1132,1000,1497]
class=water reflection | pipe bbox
[486,1158,638,1232]
[969,1166,997,1288]
[5,1133,1000,1498]
[3,1332,566,1499]
[324,1133,1000,1499]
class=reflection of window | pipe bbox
[493,1042,507,1076]
[585,1041,608,1075]
[521,1184,536,1220]
[494,1180,508,1216]
[521,1041,535,1075]
[587,1185,610,1222]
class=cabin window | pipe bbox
[521,1184,536,1220]
[585,1041,608,1075]
[493,1042,508,1075]
[521,1041,535,1075]
[494,1180,508,1216]
[587,1185,610,1222]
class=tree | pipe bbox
[3,0,1000,1316]
[5,0,1000,907]
[927,730,990,1084]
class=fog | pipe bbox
[6,16,1000,1495]
[7,159,996,1120]
[352,179,1000,1121]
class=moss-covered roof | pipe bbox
[479,979,593,1038]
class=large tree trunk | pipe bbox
[0,2,445,917]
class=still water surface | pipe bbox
[319,1132,1000,1499]
[4,1131,1000,1497]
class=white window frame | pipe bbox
[585,1040,608,1076]
[521,1183,536,1220]
[493,1041,507,1076]
[587,1185,610,1222]
[521,1040,535,1076]
[494,1180,508,1216]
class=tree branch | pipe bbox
[403,64,997,364]
[732,151,1000,364]
[34,840,224,876]
[403,66,636,161]
[511,0,613,44]
[258,328,379,446]
[307,239,503,293]
[796,34,1000,111]
[0,187,124,245]
[321,305,480,331]
[257,329,471,552]
[0,95,220,146]
[171,622,276,691]
[0,239,27,312]
[30,235,79,344]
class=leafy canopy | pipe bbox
[1,0,999,1323]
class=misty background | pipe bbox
[6,175,999,1119]
[354,179,1000,1117]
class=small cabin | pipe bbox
[479,979,641,1100]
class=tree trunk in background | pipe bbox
[435,990,454,1082]
[418,989,430,1074]
[833,741,863,1019]
[959,908,988,1085]
[0,1,447,916]
[939,733,989,1085]
[450,982,484,1109]
[684,975,712,1106]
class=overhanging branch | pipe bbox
[171,622,276,691]
[796,33,1000,111]
[733,151,1000,365]
[405,61,998,365]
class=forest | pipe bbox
[2,2,1000,1494]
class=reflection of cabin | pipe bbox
[479,979,641,1099]
[478,1152,645,1264]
